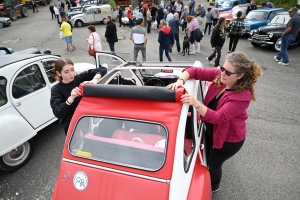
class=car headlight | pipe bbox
[268,32,273,38]
[250,30,254,36]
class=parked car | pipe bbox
[218,0,246,12]
[0,47,98,172]
[248,12,300,51]
[70,4,116,27]
[52,52,212,200]
[67,5,91,19]
[0,16,11,28]
[243,8,284,34]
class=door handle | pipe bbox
[15,102,21,106]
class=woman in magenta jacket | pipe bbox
[168,52,262,192]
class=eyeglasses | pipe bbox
[220,66,238,76]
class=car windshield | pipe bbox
[222,1,232,7]
[69,117,168,171]
[270,15,290,25]
[246,11,268,20]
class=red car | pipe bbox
[52,57,212,200]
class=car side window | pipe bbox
[42,60,57,83]
[93,8,101,14]
[0,77,7,107]
[86,9,92,14]
[12,64,46,99]
[183,106,196,172]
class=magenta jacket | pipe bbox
[185,67,251,149]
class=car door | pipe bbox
[10,61,55,129]
[84,8,95,23]
[93,8,102,22]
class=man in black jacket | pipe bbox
[117,6,123,27]
[105,15,118,62]
[206,17,226,67]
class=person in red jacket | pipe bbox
[168,52,262,192]
[127,5,133,28]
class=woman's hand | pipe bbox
[70,87,81,100]
[181,91,199,107]
[167,80,184,90]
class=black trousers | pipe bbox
[157,18,162,28]
[182,22,187,32]
[205,131,245,189]
[56,14,60,24]
[51,11,55,19]
[204,23,212,35]
[118,16,122,27]
[147,20,151,33]
[229,34,240,52]
[208,45,222,67]
[129,18,133,28]
[213,18,218,26]
[174,33,180,52]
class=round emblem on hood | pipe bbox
[73,171,88,191]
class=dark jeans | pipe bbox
[108,42,115,55]
[157,18,162,28]
[213,18,218,26]
[174,33,180,52]
[147,20,151,33]
[276,34,297,64]
[129,18,133,28]
[182,22,187,32]
[51,11,55,19]
[204,23,212,35]
[159,46,172,62]
[208,45,222,67]
[118,16,122,27]
[228,34,241,52]
[205,131,245,190]
[56,14,60,24]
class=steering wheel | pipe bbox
[143,78,165,87]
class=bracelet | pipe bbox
[177,77,185,84]
[66,99,72,105]
[194,102,202,110]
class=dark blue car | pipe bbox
[243,8,284,34]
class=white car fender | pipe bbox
[0,113,36,157]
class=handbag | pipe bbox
[88,33,95,56]
[59,31,64,40]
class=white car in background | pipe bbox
[0,47,98,171]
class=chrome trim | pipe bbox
[62,158,171,183]
[248,38,274,45]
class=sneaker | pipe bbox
[206,57,214,65]
[66,50,71,52]
[212,186,220,193]
[278,62,289,66]
[178,51,181,54]
[273,56,280,62]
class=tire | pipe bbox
[0,22,3,28]
[251,42,262,47]
[21,7,28,17]
[0,140,34,172]
[75,20,83,27]
[102,18,107,25]
[7,9,17,21]
[273,38,281,52]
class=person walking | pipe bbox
[246,1,257,15]
[186,15,203,54]
[146,7,152,33]
[105,15,118,62]
[211,4,219,27]
[150,3,157,26]
[174,0,182,17]
[54,4,60,24]
[60,16,75,52]
[49,4,55,19]
[50,58,106,135]
[206,17,227,67]
[142,1,148,28]
[169,13,183,53]
[158,19,174,62]
[180,6,188,33]
[228,11,244,53]
[127,5,133,28]
[168,52,262,193]
[165,9,174,26]
[156,5,164,28]
[86,25,102,64]
[274,8,300,66]
[188,0,195,15]
[117,6,123,27]
[129,18,148,62]
[204,7,213,35]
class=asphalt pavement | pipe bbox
[0,1,299,200]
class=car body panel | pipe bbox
[0,17,11,27]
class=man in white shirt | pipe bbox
[54,4,60,25]
[166,9,174,26]
[174,0,182,16]
[129,18,148,62]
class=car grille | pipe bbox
[251,34,271,41]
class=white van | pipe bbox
[70,5,116,27]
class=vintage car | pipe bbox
[67,5,91,19]
[218,0,246,12]
[0,16,11,28]
[243,8,284,34]
[52,53,212,200]
[248,12,300,51]
[70,4,116,27]
[0,47,98,172]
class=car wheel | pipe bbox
[0,140,33,172]
[21,7,28,17]
[7,9,17,21]
[273,38,281,52]
[251,42,262,47]
[102,18,107,25]
[76,20,83,27]
[0,22,3,28]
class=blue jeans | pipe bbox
[159,46,172,62]
[108,42,115,55]
[276,34,296,64]
[189,6,194,15]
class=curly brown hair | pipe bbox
[214,52,263,100]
